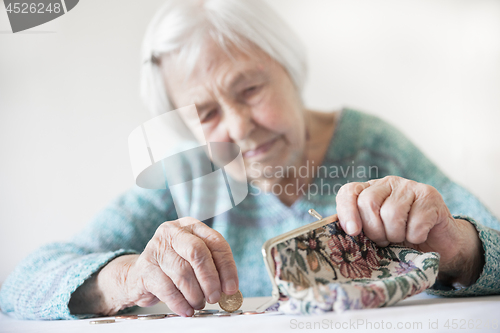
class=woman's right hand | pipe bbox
[69,217,239,317]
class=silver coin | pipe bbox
[196,309,219,314]
[215,310,242,316]
[89,319,115,324]
[137,314,167,320]
[115,315,138,320]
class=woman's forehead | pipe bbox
[161,41,274,103]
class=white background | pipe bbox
[0,0,499,283]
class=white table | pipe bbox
[2,293,500,333]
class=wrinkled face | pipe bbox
[159,40,306,186]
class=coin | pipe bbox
[115,315,138,320]
[89,319,115,324]
[137,314,167,320]
[196,309,219,314]
[167,313,180,318]
[215,310,242,316]
[194,313,213,317]
[218,290,243,312]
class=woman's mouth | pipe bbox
[243,137,280,159]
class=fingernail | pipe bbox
[345,221,358,235]
[225,279,237,293]
[379,241,390,247]
[208,290,220,304]
[185,308,194,317]
[194,299,206,310]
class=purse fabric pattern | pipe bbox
[271,220,440,314]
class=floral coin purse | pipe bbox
[257,209,440,315]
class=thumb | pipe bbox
[336,181,371,236]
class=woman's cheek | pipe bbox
[206,128,229,143]
[253,102,289,134]
[200,117,229,142]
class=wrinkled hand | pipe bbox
[336,176,483,286]
[121,217,238,316]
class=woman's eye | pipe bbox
[242,85,261,97]
[201,109,217,123]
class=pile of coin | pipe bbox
[89,319,115,325]
[194,309,265,317]
[88,290,267,324]
[89,314,169,324]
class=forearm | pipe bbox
[69,254,139,316]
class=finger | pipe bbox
[379,185,415,243]
[159,248,207,310]
[406,185,443,244]
[168,219,225,302]
[356,181,392,246]
[187,220,239,295]
[143,264,194,317]
[336,182,371,236]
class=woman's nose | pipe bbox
[223,104,255,141]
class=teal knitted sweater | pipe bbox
[1,109,499,320]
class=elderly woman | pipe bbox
[1,0,499,320]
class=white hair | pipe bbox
[140,0,308,115]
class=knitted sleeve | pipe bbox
[353,109,500,297]
[0,186,177,320]
[428,215,500,297]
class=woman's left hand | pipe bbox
[336,176,484,286]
